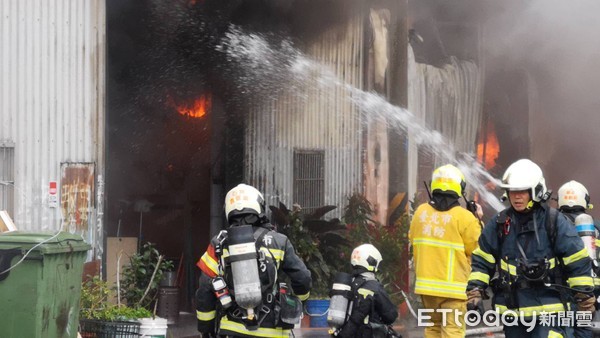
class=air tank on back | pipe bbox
[575,213,597,265]
[327,272,354,329]
[228,224,262,318]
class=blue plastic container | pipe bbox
[306,299,330,327]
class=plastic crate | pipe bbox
[79,319,141,338]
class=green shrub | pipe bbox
[80,275,153,321]
[120,242,174,311]
[343,193,412,303]
[270,203,350,298]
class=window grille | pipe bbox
[293,150,325,214]
[0,144,15,216]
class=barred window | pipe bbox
[0,143,15,216]
[293,150,325,214]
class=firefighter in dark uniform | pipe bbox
[557,180,599,338]
[196,184,312,338]
[467,159,594,338]
[336,244,398,338]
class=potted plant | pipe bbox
[119,242,174,336]
[270,202,351,327]
[79,275,153,337]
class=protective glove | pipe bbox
[575,293,596,313]
[466,288,484,320]
[467,289,482,307]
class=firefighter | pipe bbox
[467,159,594,338]
[334,244,399,338]
[196,183,312,338]
[557,180,598,262]
[558,180,599,338]
[409,164,482,338]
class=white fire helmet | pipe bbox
[224,184,265,222]
[500,159,548,203]
[558,180,591,210]
[351,244,383,272]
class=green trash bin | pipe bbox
[0,231,91,338]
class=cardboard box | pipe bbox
[106,237,138,303]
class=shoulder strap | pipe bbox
[563,212,576,224]
[352,276,369,298]
[222,227,274,281]
[546,207,559,251]
[255,227,270,250]
[545,207,568,291]
[254,227,278,292]
[350,277,374,322]
[213,230,229,268]
[495,210,510,255]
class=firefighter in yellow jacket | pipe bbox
[409,164,482,338]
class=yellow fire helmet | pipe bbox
[431,164,466,197]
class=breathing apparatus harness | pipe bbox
[331,274,401,338]
[492,206,592,311]
[564,211,600,274]
[212,225,281,331]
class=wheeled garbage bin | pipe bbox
[0,231,91,338]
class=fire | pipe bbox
[477,121,500,169]
[171,94,211,118]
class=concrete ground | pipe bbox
[167,312,413,338]
[167,310,509,338]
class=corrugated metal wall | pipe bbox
[407,45,483,199]
[0,0,105,243]
[246,16,364,218]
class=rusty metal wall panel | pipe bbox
[246,16,364,218]
[0,0,106,247]
[60,163,95,233]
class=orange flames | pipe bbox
[170,94,211,118]
[477,121,500,169]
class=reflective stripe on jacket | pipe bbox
[409,203,481,299]
[196,224,312,336]
[468,204,593,317]
[337,275,398,338]
[219,316,291,338]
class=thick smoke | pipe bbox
[107,0,366,109]
[484,0,600,216]
[109,0,600,215]
[106,0,370,220]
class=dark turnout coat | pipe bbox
[338,273,398,338]
[196,223,311,338]
[468,203,593,317]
